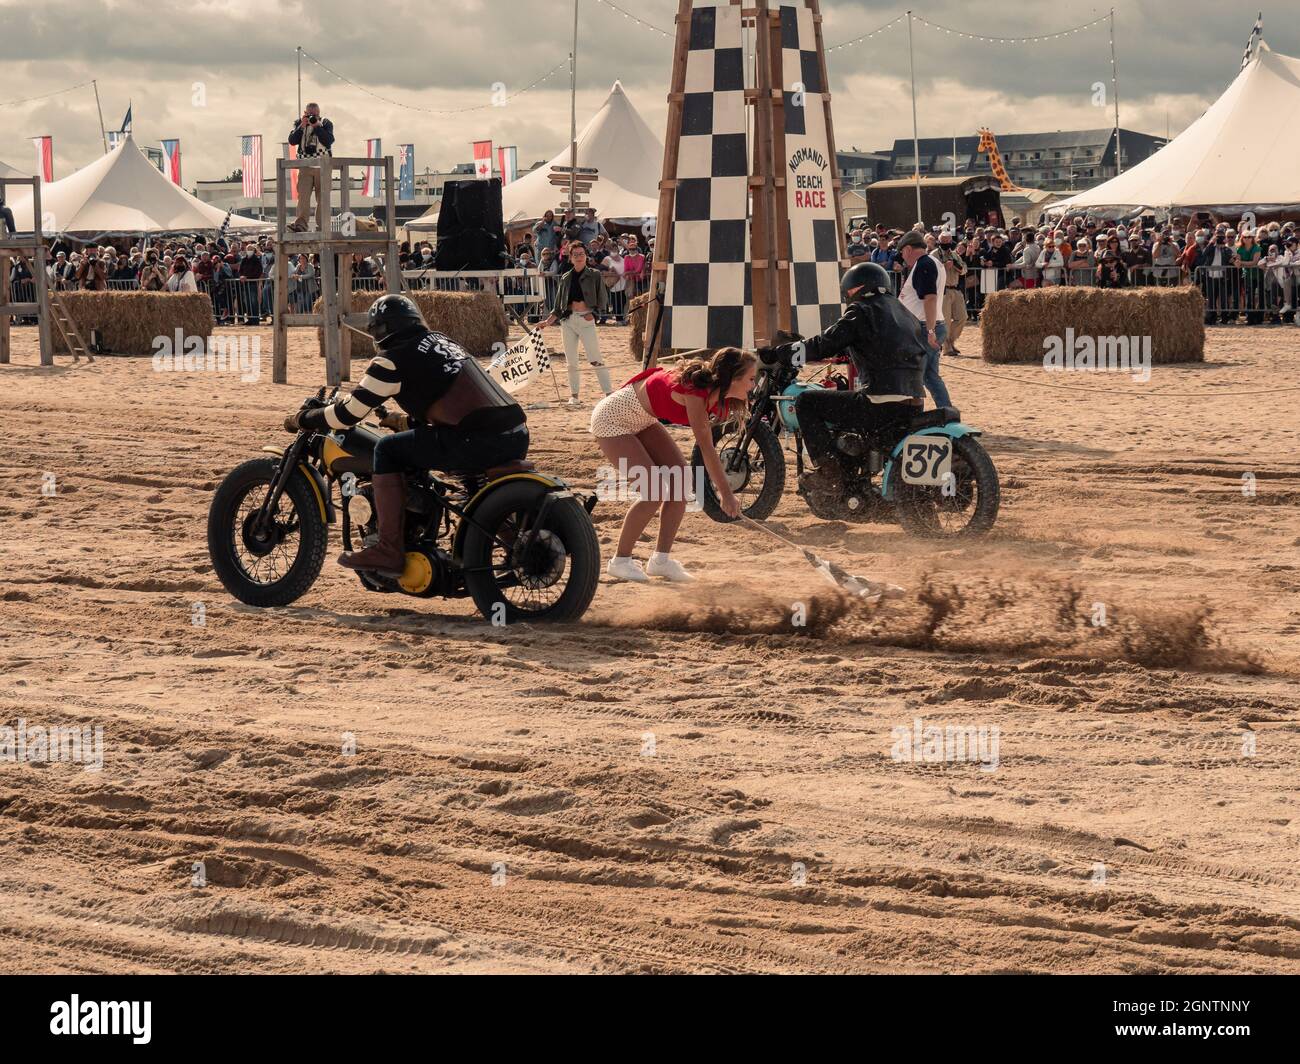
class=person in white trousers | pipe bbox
[542,243,612,406]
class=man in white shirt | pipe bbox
[896,231,951,409]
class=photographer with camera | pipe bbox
[287,102,335,232]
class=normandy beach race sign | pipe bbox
[781,3,844,336]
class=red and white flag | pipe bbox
[33,136,53,182]
[363,138,382,198]
[161,139,182,185]
[284,142,299,201]
[497,145,518,186]
[472,140,493,180]
[241,134,263,199]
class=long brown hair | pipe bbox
[674,347,756,419]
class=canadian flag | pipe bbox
[472,140,493,180]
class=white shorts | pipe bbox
[590,386,658,438]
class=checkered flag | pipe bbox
[527,326,551,372]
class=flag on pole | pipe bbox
[241,135,263,200]
[284,143,299,201]
[161,139,182,185]
[489,327,551,394]
[497,145,518,186]
[1242,13,1263,67]
[363,138,382,198]
[119,103,132,134]
[472,140,493,180]
[398,144,415,202]
[33,136,53,182]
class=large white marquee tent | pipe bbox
[1048,42,1300,218]
[6,135,265,235]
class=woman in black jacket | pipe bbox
[541,243,612,405]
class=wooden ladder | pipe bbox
[17,253,93,363]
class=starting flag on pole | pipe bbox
[489,327,551,394]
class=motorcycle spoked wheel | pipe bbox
[460,481,600,623]
[893,435,1000,538]
[690,420,786,522]
[207,458,329,607]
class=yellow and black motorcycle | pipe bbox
[207,391,601,623]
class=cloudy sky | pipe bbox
[0,0,1286,186]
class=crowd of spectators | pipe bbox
[848,213,1300,326]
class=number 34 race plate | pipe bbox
[900,434,953,486]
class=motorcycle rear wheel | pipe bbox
[461,481,600,623]
[894,435,1000,538]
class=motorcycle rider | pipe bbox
[284,294,528,573]
[759,261,931,498]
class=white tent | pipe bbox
[7,134,265,235]
[1048,42,1300,218]
[502,81,663,226]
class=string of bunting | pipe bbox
[299,50,569,115]
[910,12,1112,44]
[591,0,674,38]
[0,79,96,108]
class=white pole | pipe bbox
[908,12,921,225]
[297,46,302,117]
[1110,8,1122,175]
[952,132,957,177]
[569,0,579,213]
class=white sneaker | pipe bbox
[566,396,583,407]
[607,556,650,583]
[645,553,696,583]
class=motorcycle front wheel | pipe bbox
[207,458,329,607]
[690,420,786,523]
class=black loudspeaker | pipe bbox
[434,178,506,271]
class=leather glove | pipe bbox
[283,412,305,433]
[378,409,410,431]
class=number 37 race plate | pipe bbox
[900,434,953,486]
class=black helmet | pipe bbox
[840,261,892,299]
[366,294,426,346]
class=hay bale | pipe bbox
[314,289,507,358]
[980,285,1205,365]
[53,291,213,356]
[627,290,655,360]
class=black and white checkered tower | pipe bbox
[647,0,849,363]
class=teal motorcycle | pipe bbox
[689,349,999,537]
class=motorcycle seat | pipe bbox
[908,406,961,429]
[447,459,537,479]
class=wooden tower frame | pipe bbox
[645,0,849,364]
[0,176,91,366]
[273,155,403,386]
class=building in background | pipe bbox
[886,128,1167,192]
[835,149,892,190]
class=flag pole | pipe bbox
[1110,8,1122,175]
[92,80,108,153]
[568,0,580,214]
[907,11,922,225]
[297,46,302,117]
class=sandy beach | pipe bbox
[1,321,1297,974]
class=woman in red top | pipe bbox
[589,347,757,583]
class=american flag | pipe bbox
[1242,13,1263,68]
[241,135,263,199]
